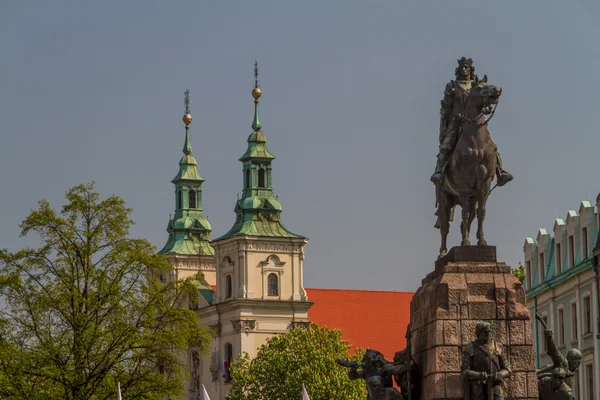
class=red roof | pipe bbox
[305,288,413,361]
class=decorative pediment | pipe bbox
[259,254,286,268]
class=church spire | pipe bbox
[214,64,302,241]
[159,90,214,256]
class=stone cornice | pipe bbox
[526,258,595,299]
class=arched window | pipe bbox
[224,343,233,382]
[226,274,233,298]
[188,189,196,209]
[177,190,182,209]
[268,273,278,296]
[258,168,265,187]
[245,169,250,189]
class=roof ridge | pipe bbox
[306,287,414,295]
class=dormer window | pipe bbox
[189,189,196,209]
[258,167,265,187]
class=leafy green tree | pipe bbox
[0,183,212,400]
[226,324,366,400]
[512,262,526,284]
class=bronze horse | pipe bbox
[437,76,503,257]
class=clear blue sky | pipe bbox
[1,1,599,292]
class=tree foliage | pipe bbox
[0,183,212,400]
[226,324,366,400]
[511,262,526,284]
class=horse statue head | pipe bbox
[465,75,502,118]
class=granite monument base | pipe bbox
[409,246,538,399]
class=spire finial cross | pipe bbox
[184,89,191,114]
[254,60,260,89]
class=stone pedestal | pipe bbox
[409,246,538,400]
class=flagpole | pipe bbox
[201,384,211,400]
[302,383,310,400]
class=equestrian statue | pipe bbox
[432,57,513,258]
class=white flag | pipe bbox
[302,383,310,400]
[201,384,211,400]
[117,382,122,400]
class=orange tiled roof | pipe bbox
[305,288,413,361]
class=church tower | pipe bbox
[198,63,312,400]
[159,90,216,285]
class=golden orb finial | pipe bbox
[183,89,192,126]
[252,87,262,100]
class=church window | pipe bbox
[268,273,278,296]
[224,343,233,382]
[226,274,232,299]
[177,190,182,209]
[245,169,250,189]
[189,189,196,209]
[258,167,265,187]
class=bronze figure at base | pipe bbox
[462,322,512,400]
[336,336,418,400]
[538,368,574,400]
[534,312,581,399]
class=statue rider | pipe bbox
[431,57,513,187]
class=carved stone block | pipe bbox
[509,320,526,345]
[506,372,527,397]
[526,371,539,398]
[509,345,535,372]
[443,320,459,345]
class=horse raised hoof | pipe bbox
[477,239,487,246]
[461,240,471,246]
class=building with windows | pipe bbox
[524,198,600,400]
[159,81,413,399]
